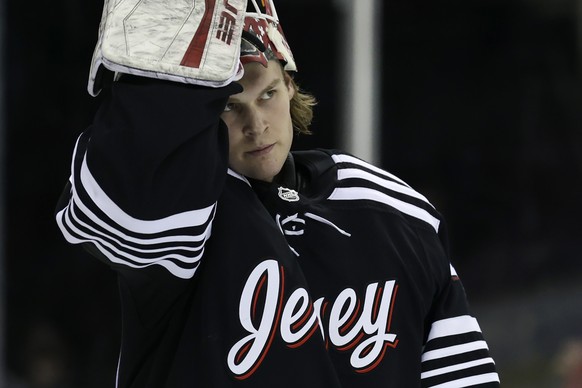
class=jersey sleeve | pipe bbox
[420,223,500,387]
[55,77,241,280]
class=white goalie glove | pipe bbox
[88,0,247,96]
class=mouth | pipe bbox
[246,143,275,157]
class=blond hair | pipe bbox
[281,70,316,135]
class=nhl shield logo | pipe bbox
[278,187,300,202]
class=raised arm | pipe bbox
[56,0,247,280]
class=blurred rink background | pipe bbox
[1,0,582,386]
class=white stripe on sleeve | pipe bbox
[332,154,410,187]
[421,357,495,379]
[426,315,482,343]
[80,155,215,234]
[337,168,434,208]
[421,340,490,362]
[426,372,500,388]
[328,187,440,232]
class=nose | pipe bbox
[242,107,267,137]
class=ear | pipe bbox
[284,72,295,100]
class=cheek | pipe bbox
[223,118,240,142]
[226,128,243,158]
[283,103,294,133]
[274,98,291,124]
[221,115,234,131]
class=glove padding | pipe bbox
[88,0,247,96]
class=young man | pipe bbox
[56,0,500,386]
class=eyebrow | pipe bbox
[261,78,282,94]
[228,78,282,102]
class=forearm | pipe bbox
[86,77,239,217]
[56,78,240,279]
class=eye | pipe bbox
[260,89,276,100]
[223,102,236,112]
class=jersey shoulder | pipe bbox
[294,149,442,233]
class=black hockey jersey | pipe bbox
[56,77,499,387]
[56,79,340,387]
[250,150,500,387]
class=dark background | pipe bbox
[3,0,582,387]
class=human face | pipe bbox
[221,61,295,182]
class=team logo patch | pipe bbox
[278,187,300,202]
